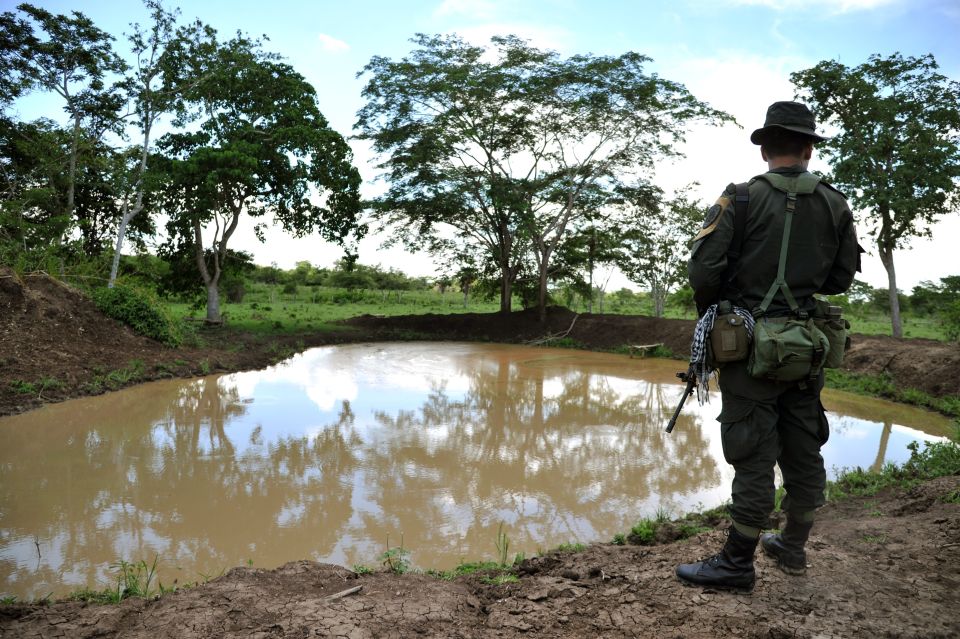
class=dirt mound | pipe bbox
[843,333,960,398]
[0,269,171,409]
[3,476,958,638]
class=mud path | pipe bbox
[3,475,958,638]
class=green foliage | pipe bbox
[825,369,960,418]
[482,573,519,585]
[68,557,159,604]
[628,519,657,545]
[92,283,182,346]
[793,54,960,337]
[611,533,626,546]
[831,438,960,498]
[352,564,374,575]
[356,33,730,314]
[379,535,410,574]
[552,542,586,553]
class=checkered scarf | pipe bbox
[689,303,755,404]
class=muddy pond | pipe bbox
[0,342,952,599]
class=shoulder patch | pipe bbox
[694,199,730,241]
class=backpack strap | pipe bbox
[752,172,822,318]
[720,182,750,303]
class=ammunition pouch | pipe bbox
[747,315,830,382]
[710,311,750,363]
[812,298,850,369]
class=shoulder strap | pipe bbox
[731,182,749,260]
[756,190,801,317]
[720,182,749,302]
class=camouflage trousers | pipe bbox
[715,362,830,529]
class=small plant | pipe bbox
[861,534,887,544]
[198,359,211,375]
[0,595,17,604]
[352,564,374,575]
[941,489,960,504]
[9,380,36,395]
[628,518,657,545]
[553,542,585,553]
[380,535,410,574]
[482,573,519,585]
[611,533,626,546]
[512,552,525,566]
[495,522,510,567]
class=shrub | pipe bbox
[92,284,182,346]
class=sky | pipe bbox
[6,0,960,291]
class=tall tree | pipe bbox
[108,0,183,287]
[356,34,731,317]
[156,30,362,322]
[5,3,127,240]
[792,53,960,337]
[615,186,701,318]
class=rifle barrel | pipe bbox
[665,379,695,433]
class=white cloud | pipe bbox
[317,33,349,53]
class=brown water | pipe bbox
[0,343,951,599]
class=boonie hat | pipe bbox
[750,101,829,145]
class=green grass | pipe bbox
[68,557,161,604]
[552,542,586,553]
[825,369,960,418]
[829,436,960,499]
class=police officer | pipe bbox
[676,101,861,591]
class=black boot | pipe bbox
[761,517,813,575]
[676,527,758,592]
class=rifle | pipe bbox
[665,366,697,434]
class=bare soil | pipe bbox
[2,268,960,637]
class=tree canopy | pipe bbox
[156,28,363,321]
[356,33,732,317]
[792,53,960,337]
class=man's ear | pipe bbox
[761,147,769,161]
[803,144,814,161]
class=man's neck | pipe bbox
[767,157,808,171]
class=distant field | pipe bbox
[165,283,952,342]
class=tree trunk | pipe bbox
[537,260,549,323]
[878,243,903,338]
[109,123,153,288]
[206,281,221,323]
[499,261,512,315]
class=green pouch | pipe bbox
[747,316,830,382]
[812,298,849,369]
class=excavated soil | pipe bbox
[2,268,960,636]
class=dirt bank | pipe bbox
[2,474,958,638]
[2,268,960,417]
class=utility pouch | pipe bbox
[747,316,830,382]
[812,298,849,369]
[711,309,750,363]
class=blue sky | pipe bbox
[7,0,960,290]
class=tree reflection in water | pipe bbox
[2,344,945,599]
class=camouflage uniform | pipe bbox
[688,166,860,530]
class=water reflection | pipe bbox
[0,343,950,599]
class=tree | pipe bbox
[156,30,362,322]
[792,53,960,338]
[108,0,184,287]
[356,34,731,318]
[4,3,127,243]
[615,186,701,318]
